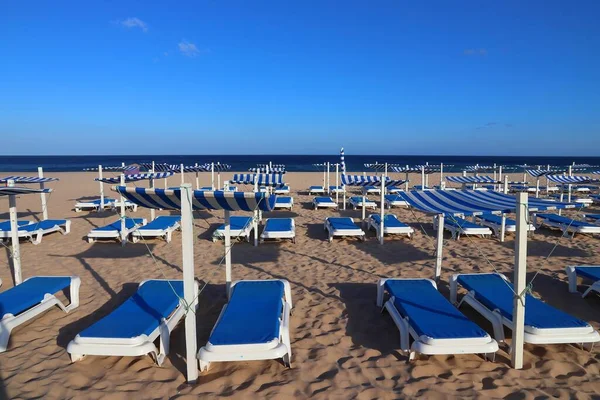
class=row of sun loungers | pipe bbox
[75,198,138,213]
[0,219,71,245]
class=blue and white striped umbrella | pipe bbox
[0,176,59,184]
[364,163,403,171]
[0,187,52,196]
[390,166,439,174]
[341,174,406,187]
[525,169,559,178]
[547,175,599,184]
[203,163,232,172]
[95,171,174,184]
[248,167,286,173]
[112,186,276,211]
[340,148,346,174]
[83,165,138,172]
[257,164,285,169]
[171,165,210,173]
[139,163,178,172]
[446,176,496,184]
[230,173,285,186]
[397,189,577,217]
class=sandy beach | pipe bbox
[0,170,599,399]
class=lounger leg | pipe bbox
[449,275,458,304]
[565,266,578,293]
[0,323,13,353]
[32,231,43,245]
[156,320,170,366]
[582,282,600,299]
[376,279,387,307]
[70,353,85,362]
[65,277,81,312]
[166,231,172,243]
[198,359,211,372]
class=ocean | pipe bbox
[0,155,599,172]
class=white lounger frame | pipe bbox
[197,279,293,372]
[212,219,254,242]
[313,198,338,210]
[274,186,290,195]
[376,278,497,360]
[0,220,71,245]
[74,199,115,213]
[260,219,296,243]
[435,216,492,240]
[273,197,294,210]
[68,279,198,366]
[309,186,325,194]
[132,220,181,243]
[384,197,409,209]
[475,216,535,238]
[87,219,147,243]
[324,218,365,242]
[348,197,376,210]
[368,215,413,239]
[533,214,600,239]
[566,266,600,298]
[1,276,81,352]
[450,273,600,347]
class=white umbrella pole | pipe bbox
[218,172,221,190]
[440,163,444,190]
[322,164,326,188]
[335,164,339,204]
[567,166,573,203]
[535,177,540,198]
[195,163,200,190]
[405,167,409,191]
[499,166,503,191]
[503,175,508,194]
[150,163,156,220]
[98,165,104,210]
[435,213,444,280]
[37,167,48,220]
[180,183,198,382]
[119,174,126,246]
[500,214,506,242]
[421,166,425,188]
[224,209,232,297]
[512,192,528,369]
[8,188,22,284]
[379,164,386,244]
[180,163,185,185]
[211,163,215,190]
[327,162,330,194]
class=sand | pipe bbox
[0,171,599,399]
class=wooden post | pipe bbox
[38,167,48,220]
[180,183,198,382]
[98,165,104,210]
[512,192,528,369]
[435,213,444,280]
[224,209,232,297]
[8,182,22,284]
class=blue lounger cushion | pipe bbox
[138,216,180,230]
[94,218,145,232]
[479,214,516,227]
[0,221,31,231]
[315,197,334,203]
[536,214,592,228]
[209,281,284,346]
[275,197,292,204]
[350,196,372,203]
[371,214,409,228]
[309,186,323,190]
[91,198,115,204]
[79,280,183,339]
[327,217,359,230]
[446,217,481,229]
[0,277,72,318]
[18,219,67,232]
[574,267,600,282]
[585,214,600,221]
[217,216,252,231]
[385,195,402,202]
[385,280,488,339]
[264,219,293,232]
[457,274,589,329]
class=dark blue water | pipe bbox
[0,155,599,172]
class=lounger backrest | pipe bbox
[209,281,284,346]
[327,217,357,229]
[265,219,293,231]
[141,216,181,229]
[457,274,589,329]
[0,277,72,318]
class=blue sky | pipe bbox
[1,1,599,156]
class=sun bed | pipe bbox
[309,185,325,194]
[436,216,492,240]
[533,213,600,238]
[329,185,345,193]
[198,280,292,371]
[324,217,365,242]
[131,216,181,243]
[387,186,403,194]
[0,276,81,352]
[363,186,380,195]
[274,185,290,195]
[348,196,376,210]
[591,194,600,203]
[260,218,295,243]
[74,198,116,212]
[450,273,600,346]
[475,214,535,238]
[369,214,413,238]
[549,194,593,206]
[584,214,600,225]
[0,220,32,230]
[68,279,196,365]
[212,216,254,242]
[273,196,293,210]
[509,184,529,192]
[376,278,498,360]
[87,218,147,243]
[0,219,71,245]
[312,196,338,210]
[384,194,409,209]
[566,266,600,298]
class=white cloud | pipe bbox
[119,17,148,32]
[178,40,200,57]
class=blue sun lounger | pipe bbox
[384,194,409,208]
[309,185,325,194]
[74,198,116,212]
[87,218,147,243]
[329,185,345,193]
[0,276,81,352]
[436,216,492,240]
[68,279,197,365]
[274,196,294,210]
[274,185,290,195]
[566,266,600,298]
[0,219,71,245]
[324,217,365,242]
[412,185,431,190]
[475,214,535,238]
[533,213,600,238]
[369,214,413,238]
[198,280,292,371]
[363,185,380,195]
[260,218,295,243]
[0,221,32,230]
[132,216,181,243]
[584,214,600,225]
[348,196,376,210]
[212,216,254,242]
[312,196,338,210]
[377,278,498,360]
[450,273,600,346]
[549,194,592,206]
